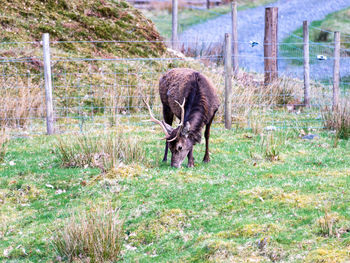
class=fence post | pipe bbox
[264,7,278,85]
[172,0,178,49]
[333,31,340,111]
[224,33,232,130]
[42,33,54,135]
[231,0,239,77]
[303,20,310,107]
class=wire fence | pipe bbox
[0,36,349,137]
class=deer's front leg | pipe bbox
[188,148,194,168]
[163,142,169,162]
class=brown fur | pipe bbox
[159,68,219,143]
[158,68,220,167]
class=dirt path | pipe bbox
[179,0,350,78]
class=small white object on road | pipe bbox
[317,55,327,60]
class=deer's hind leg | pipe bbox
[203,112,216,163]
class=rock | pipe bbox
[302,134,319,140]
[264,126,277,131]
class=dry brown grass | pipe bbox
[52,203,123,263]
[0,78,45,128]
[322,100,350,140]
[0,129,9,163]
[316,208,340,237]
[55,131,145,172]
[230,73,303,128]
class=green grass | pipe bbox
[1,125,350,262]
[143,0,277,39]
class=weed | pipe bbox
[260,132,285,162]
[316,207,340,237]
[55,131,145,171]
[323,101,350,140]
[0,129,9,163]
[52,203,123,263]
[0,84,44,129]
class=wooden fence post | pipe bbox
[264,7,278,85]
[333,31,341,111]
[42,33,54,135]
[303,20,310,107]
[224,33,232,129]
[172,0,178,49]
[231,0,239,77]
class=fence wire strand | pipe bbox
[0,39,349,136]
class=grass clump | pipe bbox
[305,246,350,263]
[55,131,145,171]
[316,209,340,237]
[0,84,44,129]
[52,203,123,263]
[261,132,283,162]
[323,101,350,140]
[0,130,9,163]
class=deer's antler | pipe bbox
[167,98,186,142]
[143,98,171,139]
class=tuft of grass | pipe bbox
[316,208,340,237]
[322,101,350,140]
[0,83,44,129]
[55,131,145,171]
[0,129,9,163]
[260,131,285,162]
[52,203,123,263]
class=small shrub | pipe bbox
[0,129,9,163]
[52,204,123,263]
[55,131,145,171]
[323,101,350,140]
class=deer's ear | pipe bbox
[182,121,191,137]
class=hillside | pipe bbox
[0,0,172,133]
[0,0,166,57]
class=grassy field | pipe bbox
[143,0,276,39]
[1,124,350,262]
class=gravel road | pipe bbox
[179,0,350,79]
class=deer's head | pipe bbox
[144,99,193,168]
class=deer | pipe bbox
[144,68,220,168]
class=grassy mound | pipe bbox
[0,0,170,132]
[0,0,166,57]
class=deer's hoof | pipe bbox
[203,157,210,163]
[188,162,194,168]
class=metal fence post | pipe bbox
[303,21,310,107]
[224,33,232,130]
[172,0,178,49]
[264,7,278,85]
[43,33,54,135]
[333,31,340,111]
[231,0,239,77]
